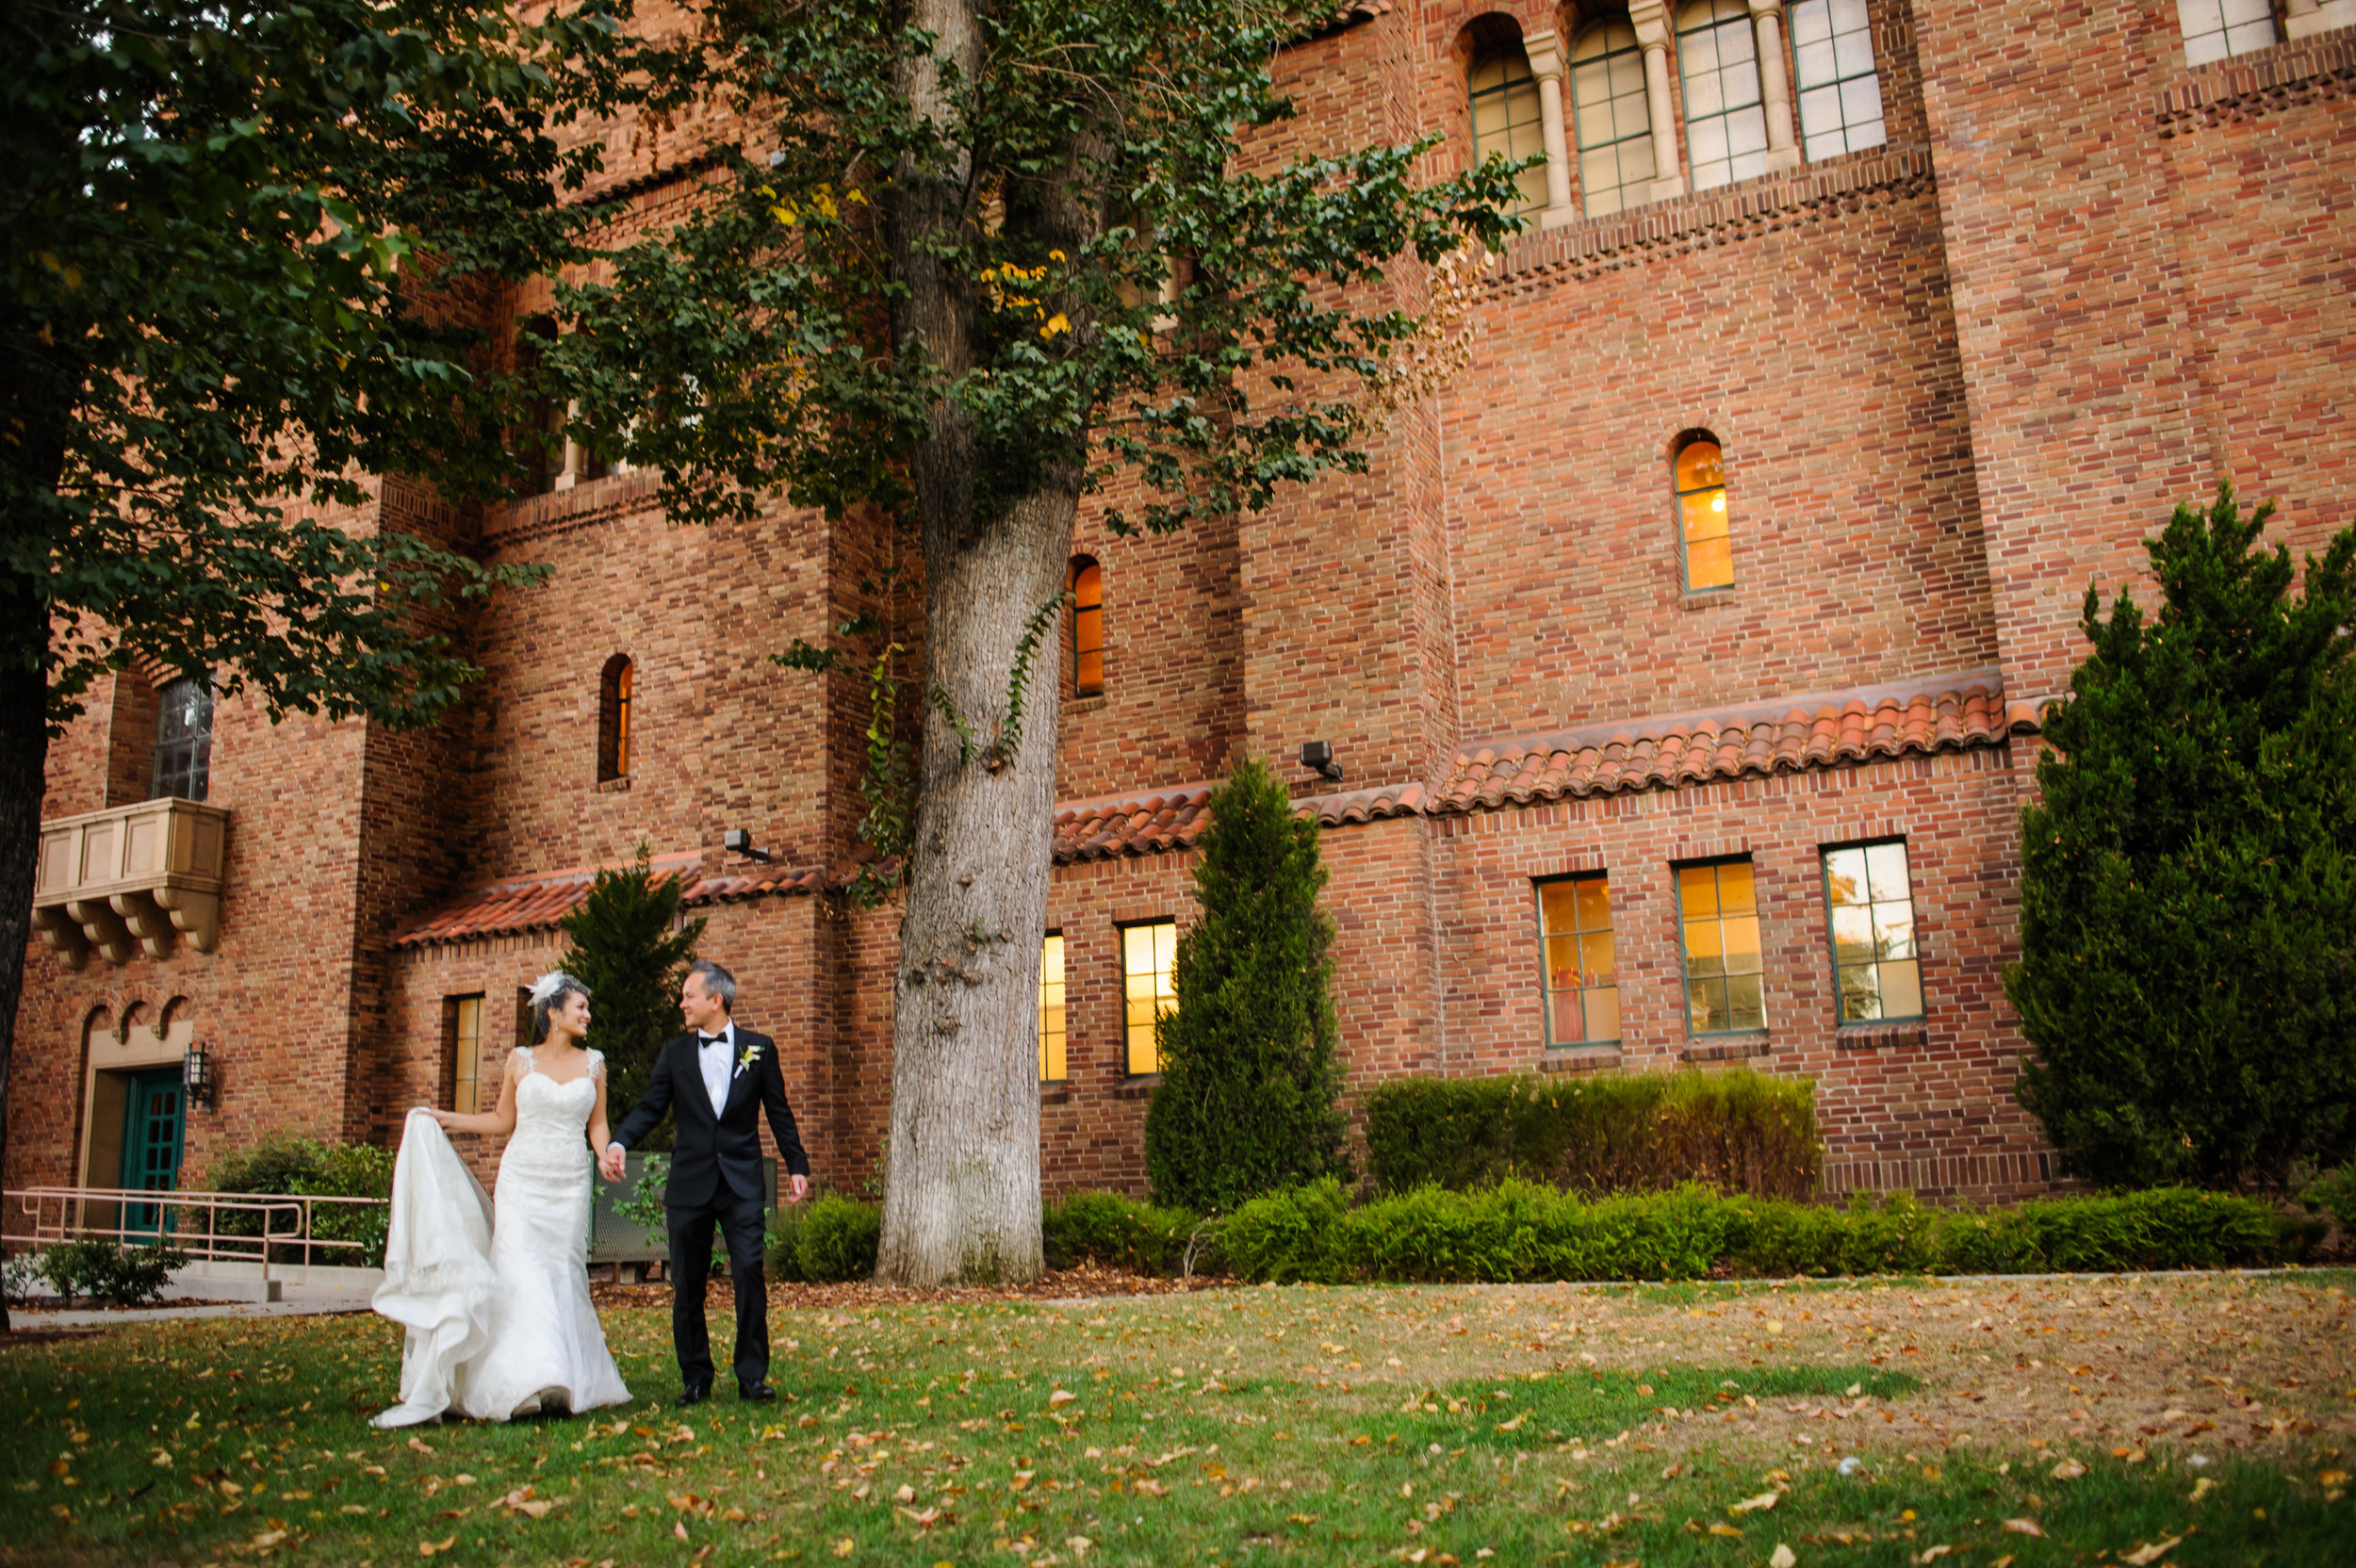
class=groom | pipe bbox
[600,959,809,1406]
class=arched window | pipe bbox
[1572,21,1654,218]
[2176,0,2279,65]
[1469,45,1549,216]
[1069,557,1104,699]
[1789,0,1887,160]
[151,676,213,801]
[598,655,632,782]
[1675,435,1732,592]
[1678,0,1769,191]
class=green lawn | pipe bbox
[4,1277,2351,1565]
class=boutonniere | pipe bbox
[735,1042,763,1078]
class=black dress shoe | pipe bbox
[739,1382,777,1402]
[674,1387,711,1408]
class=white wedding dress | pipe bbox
[370,1050,631,1426]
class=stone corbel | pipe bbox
[112,891,178,961]
[1521,29,1581,229]
[1749,0,1803,172]
[154,887,222,954]
[65,899,138,968]
[2285,0,2356,41]
[1628,1,1688,204]
[30,906,91,972]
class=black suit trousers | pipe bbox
[666,1189,770,1394]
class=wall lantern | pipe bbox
[722,827,773,864]
[1300,741,1344,783]
[183,1042,218,1110]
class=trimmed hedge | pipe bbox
[1219,1178,2299,1284]
[1364,1070,1820,1200]
[793,1194,881,1282]
[1042,1191,1206,1275]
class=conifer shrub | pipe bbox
[2006,486,2356,1192]
[1364,1069,1820,1198]
[559,842,707,1152]
[1144,758,1348,1211]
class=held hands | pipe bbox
[597,1142,628,1183]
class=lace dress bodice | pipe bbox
[507,1048,602,1160]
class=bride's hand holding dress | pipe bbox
[371,976,631,1428]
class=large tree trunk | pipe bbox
[0,566,50,1334]
[874,0,1099,1285]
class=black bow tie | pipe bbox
[698,1033,726,1048]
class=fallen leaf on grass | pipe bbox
[2002,1519,2044,1536]
[1729,1492,1780,1513]
[417,1537,456,1559]
[251,1531,286,1549]
[406,1438,434,1455]
[1048,1390,1076,1409]
[1130,1479,1167,1496]
[896,1506,941,1527]
[2121,1538,2183,1566]
[1917,1548,1952,1564]
[2050,1459,2087,1480]
[1708,1522,1743,1538]
[2188,1478,2217,1503]
[1770,1547,1796,1568]
[1497,1413,1525,1431]
[832,1540,855,1559]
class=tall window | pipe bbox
[514,318,566,496]
[1538,874,1619,1046]
[1676,435,1732,592]
[1789,0,1886,161]
[1069,557,1104,699]
[1469,46,1550,215]
[1823,841,1922,1022]
[1121,920,1176,1075]
[446,994,486,1114]
[1039,933,1068,1082]
[1572,21,1656,218]
[1677,858,1766,1034]
[2177,0,2280,64]
[151,677,214,802]
[598,655,632,782]
[1679,1,1770,191]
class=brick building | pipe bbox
[15,0,2356,1211]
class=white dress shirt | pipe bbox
[696,1021,735,1111]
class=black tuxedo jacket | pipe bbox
[612,1025,809,1208]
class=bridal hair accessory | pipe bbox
[530,972,578,1007]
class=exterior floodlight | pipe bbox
[1300,741,1343,783]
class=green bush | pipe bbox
[2301,1165,2356,1234]
[35,1237,188,1307]
[794,1195,881,1282]
[1219,1180,2296,1285]
[1145,758,1349,1212]
[1363,1069,1821,1199]
[2007,485,2356,1191]
[205,1135,394,1266]
[1041,1191,1205,1274]
[765,1200,810,1282]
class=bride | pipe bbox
[369,972,632,1426]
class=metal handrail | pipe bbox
[4,1186,389,1290]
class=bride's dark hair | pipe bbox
[529,972,591,1045]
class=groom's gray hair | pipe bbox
[687,959,737,1014]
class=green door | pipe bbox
[118,1067,184,1237]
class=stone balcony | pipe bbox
[30,798,228,970]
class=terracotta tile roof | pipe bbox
[392,851,826,949]
[1052,777,1426,863]
[1432,669,2032,814]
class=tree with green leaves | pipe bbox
[2006,484,2356,1193]
[554,0,1520,1284]
[1144,758,1346,1212]
[0,0,666,1331]
[559,846,708,1152]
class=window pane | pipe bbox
[1539,881,1579,935]
[1579,930,1615,988]
[1878,958,1923,1020]
[1685,920,1726,976]
[1682,489,1729,544]
[1583,986,1620,1044]
[1872,904,1916,961]
[1038,934,1066,1081]
[1689,975,1726,1032]
[1572,22,1652,215]
[1831,904,1875,963]
[1470,49,1547,216]
[1716,861,1757,917]
[1574,876,1611,930]
[1790,0,1883,161]
[1720,914,1761,972]
[1824,846,1868,906]
[1677,863,1721,919]
[1862,841,1909,901]
[1838,961,1880,1022]
[1546,934,1582,989]
[1548,987,1586,1044]
[1726,972,1767,1031]
[1685,534,1734,590]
